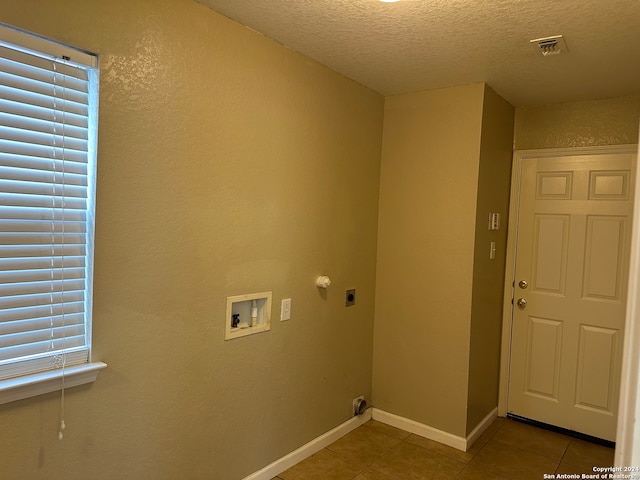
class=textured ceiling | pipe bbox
[196,0,640,107]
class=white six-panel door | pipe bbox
[507,151,636,441]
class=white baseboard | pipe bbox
[465,407,498,449]
[371,408,467,451]
[243,406,498,479]
[242,409,372,480]
[371,407,498,452]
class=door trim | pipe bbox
[498,144,638,418]
[615,136,640,465]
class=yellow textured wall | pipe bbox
[0,1,383,479]
[372,84,485,437]
[515,96,640,149]
[466,86,515,433]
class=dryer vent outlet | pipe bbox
[353,395,367,416]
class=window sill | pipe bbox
[0,362,107,405]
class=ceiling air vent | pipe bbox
[530,35,568,56]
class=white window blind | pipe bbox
[0,25,98,382]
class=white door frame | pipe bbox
[615,131,640,466]
[498,144,639,428]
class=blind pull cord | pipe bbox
[52,59,67,441]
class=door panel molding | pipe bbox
[532,214,570,295]
[582,215,626,301]
[524,316,563,400]
[575,324,620,413]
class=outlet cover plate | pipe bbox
[345,289,356,307]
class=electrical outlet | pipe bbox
[280,298,291,321]
[345,289,356,307]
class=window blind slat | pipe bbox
[0,233,85,245]
[0,195,86,211]
[0,239,87,253]
[0,278,85,297]
[0,206,87,220]
[0,312,84,334]
[0,83,88,117]
[0,269,85,286]
[0,152,87,175]
[0,98,87,130]
[0,290,85,310]
[0,246,86,260]
[0,115,88,146]
[2,219,86,233]
[0,324,85,349]
[0,187,87,203]
[0,167,87,188]
[0,334,86,361]
[0,124,88,153]
[0,301,84,323]
[0,256,86,271]
[0,69,89,105]
[0,45,89,84]
[0,111,88,141]
[0,205,87,220]
[0,139,87,164]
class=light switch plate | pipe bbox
[488,213,501,230]
[281,298,291,321]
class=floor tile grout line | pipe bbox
[274,418,613,480]
[453,463,512,480]
[455,419,568,480]
[323,426,403,480]
[462,417,509,463]
[453,421,515,480]
[488,435,569,464]
[554,439,572,474]
[355,437,403,478]
[400,436,471,466]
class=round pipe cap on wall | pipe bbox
[353,397,367,416]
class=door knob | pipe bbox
[518,280,528,289]
[516,298,527,308]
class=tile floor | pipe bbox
[271,417,614,480]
